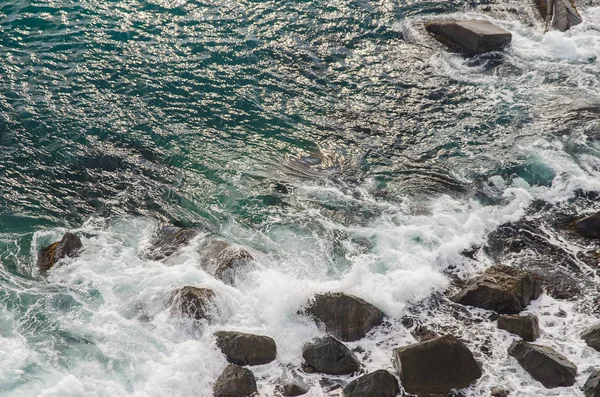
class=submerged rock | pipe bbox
[343,370,400,397]
[200,240,253,284]
[393,334,482,396]
[425,19,512,55]
[584,369,600,397]
[303,293,384,342]
[452,265,542,314]
[581,324,600,352]
[170,286,216,321]
[572,212,600,239]
[37,232,83,272]
[213,364,257,397]
[497,315,540,342]
[508,340,577,388]
[215,331,277,366]
[302,335,360,375]
[533,0,582,32]
[144,225,198,260]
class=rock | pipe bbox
[425,19,512,55]
[572,212,600,239]
[215,331,277,366]
[411,325,438,342]
[278,381,310,396]
[491,387,510,397]
[533,0,582,32]
[303,293,384,342]
[508,340,577,388]
[343,370,400,397]
[213,364,257,397]
[302,335,361,375]
[581,324,600,352]
[497,315,540,342]
[145,225,198,260]
[37,232,83,272]
[170,286,216,321]
[200,240,253,284]
[452,265,542,314]
[584,369,600,397]
[393,334,482,396]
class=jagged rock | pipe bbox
[508,340,577,388]
[393,334,482,395]
[425,19,512,55]
[303,293,384,342]
[497,315,540,342]
[200,240,253,284]
[533,0,582,32]
[37,232,83,272]
[581,324,600,352]
[144,225,198,260]
[343,370,400,397]
[302,336,360,375]
[170,286,216,321]
[215,331,277,366]
[452,265,542,314]
[572,212,600,239]
[584,369,600,397]
[213,364,257,397]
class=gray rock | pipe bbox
[508,340,577,388]
[215,331,277,366]
[491,387,510,397]
[303,293,384,342]
[37,232,83,272]
[498,315,540,342]
[302,336,360,375]
[582,324,600,352]
[452,265,542,314]
[278,381,310,396]
[170,286,216,321]
[393,334,482,396]
[584,369,600,397]
[425,19,512,55]
[144,225,198,260]
[200,240,253,284]
[343,370,400,397]
[213,364,257,397]
[533,0,582,32]
[572,212,600,239]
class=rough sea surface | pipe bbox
[1,0,600,396]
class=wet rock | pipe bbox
[533,0,582,32]
[215,331,277,366]
[343,370,400,397]
[452,265,542,314]
[277,380,310,396]
[37,232,83,272]
[497,315,540,342]
[411,325,438,342]
[144,225,198,260]
[584,369,600,397]
[393,334,482,396]
[302,335,360,375]
[425,19,512,55]
[491,387,510,397]
[200,240,253,284]
[508,340,577,388]
[572,212,600,239]
[581,324,600,352]
[170,286,216,321]
[303,293,384,342]
[213,364,257,397]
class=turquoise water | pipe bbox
[1,0,600,396]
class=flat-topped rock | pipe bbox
[215,331,277,366]
[498,315,540,342]
[37,232,83,272]
[508,340,576,388]
[426,19,512,55]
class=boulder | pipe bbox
[533,0,582,32]
[581,324,600,352]
[215,331,277,366]
[303,293,384,342]
[572,212,600,239]
[497,315,540,342]
[393,334,482,395]
[302,336,360,375]
[213,364,257,397]
[425,19,512,55]
[452,265,542,314]
[200,240,253,284]
[144,225,198,260]
[37,232,83,272]
[584,369,600,397]
[170,286,216,321]
[343,370,400,397]
[508,340,577,388]
[278,381,310,396]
